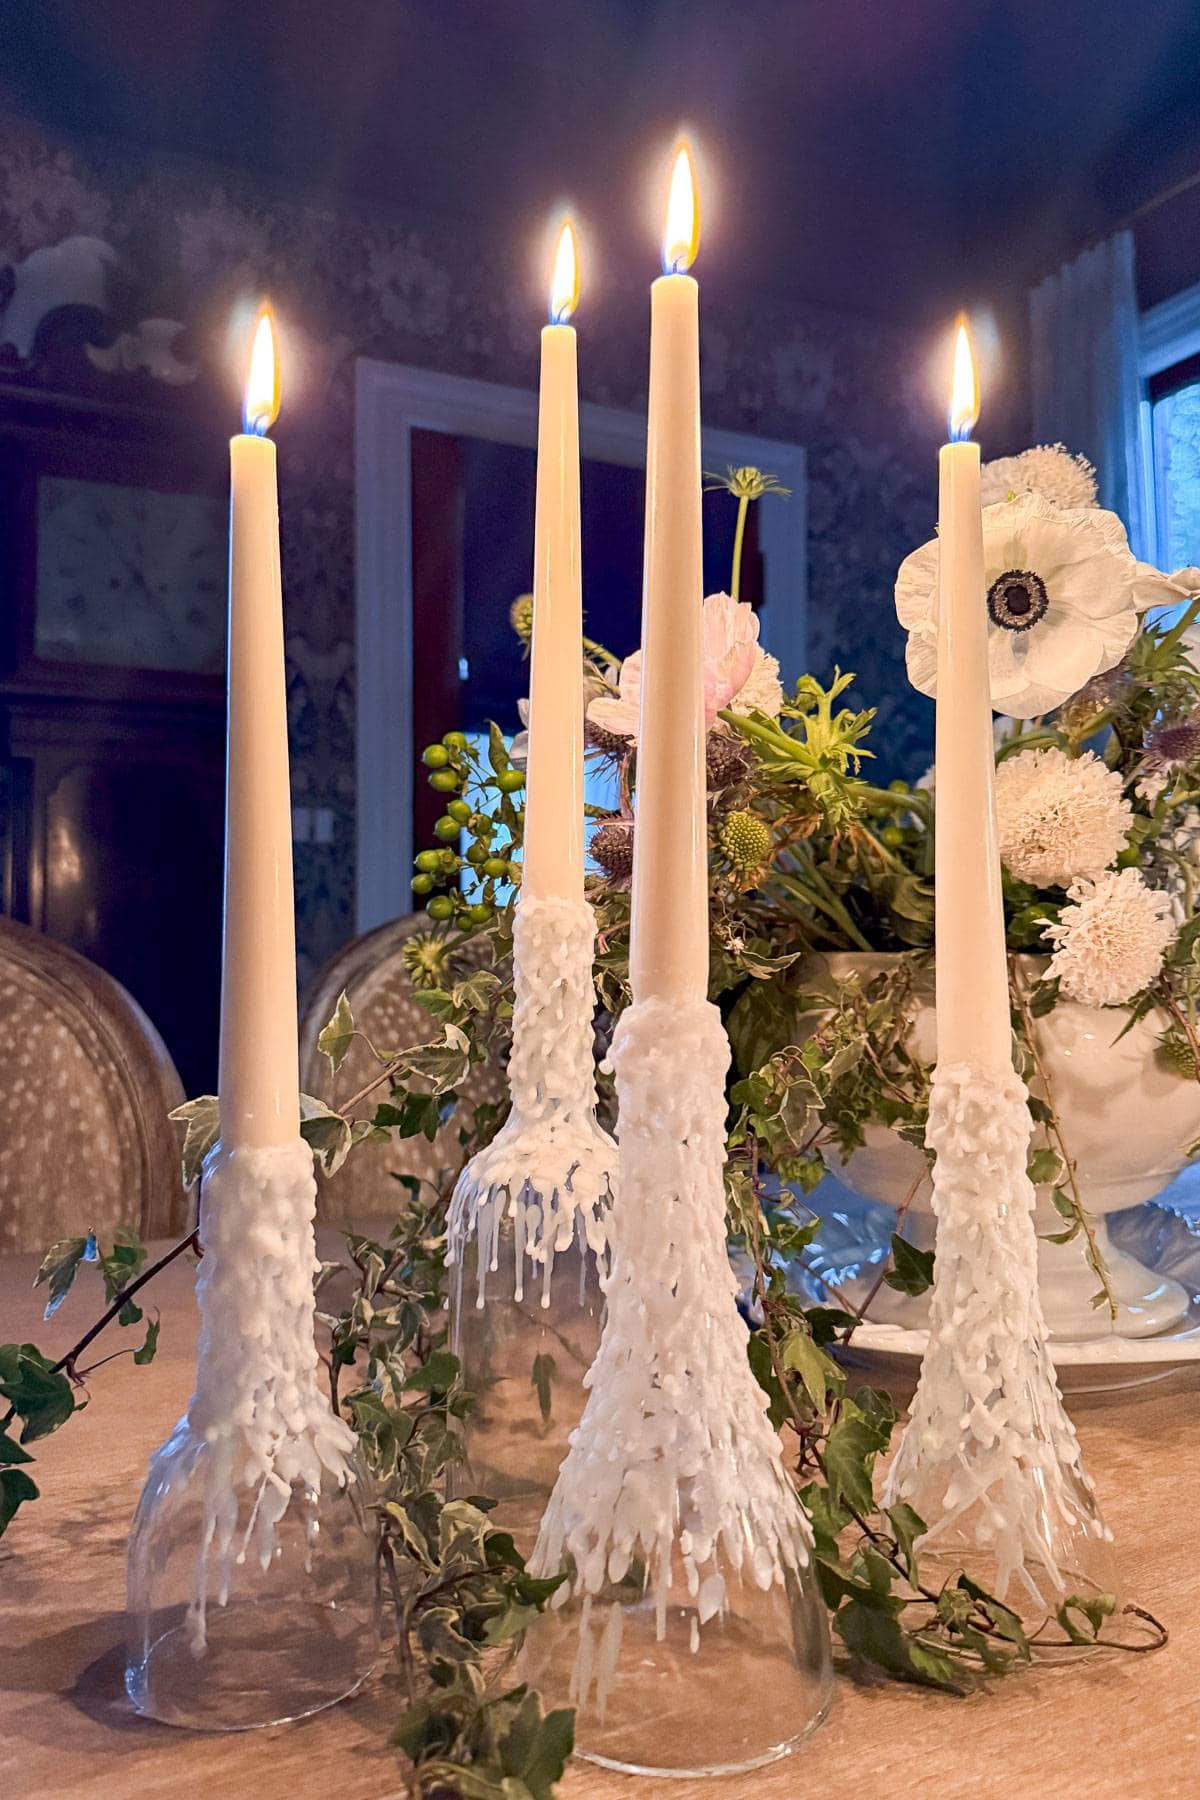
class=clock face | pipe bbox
[34,474,226,674]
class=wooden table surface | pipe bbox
[2,1243,1198,1800]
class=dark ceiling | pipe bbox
[4,0,1200,322]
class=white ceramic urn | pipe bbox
[816,952,1199,1341]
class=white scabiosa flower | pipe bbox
[896,494,1199,719]
[1043,869,1176,1007]
[980,444,1098,510]
[994,747,1132,888]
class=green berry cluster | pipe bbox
[411,726,525,928]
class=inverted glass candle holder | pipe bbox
[518,996,833,1778]
[447,894,615,1554]
[884,1062,1118,1622]
[126,1138,380,1730]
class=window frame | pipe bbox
[1139,279,1200,567]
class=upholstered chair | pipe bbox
[0,916,188,1253]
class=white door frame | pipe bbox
[354,356,808,933]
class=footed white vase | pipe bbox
[814,952,1198,1340]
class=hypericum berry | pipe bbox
[705,731,752,789]
[442,730,468,751]
[483,857,509,878]
[447,799,472,824]
[880,824,907,849]
[718,809,772,872]
[1116,845,1141,869]
[426,895,455,921]
[496,769,524,794]
[410,873,434,894]
[465,842,488,865]
[415,849,442,873]
[433,816,461,843]
[422,744,450,769]
[467,901,494,925]
[429,768,460,793]
[1158,1034,1200,1080]
[591,817,635,882]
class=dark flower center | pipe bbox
[987,567,1049,633]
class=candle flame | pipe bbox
[662,140,700,274]
[549,218,579,324]
[243,303,280,437]
[948,314,979,442]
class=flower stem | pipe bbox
[731,494,750,601]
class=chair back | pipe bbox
[299,914,505,1226]
[0,916,188,1252]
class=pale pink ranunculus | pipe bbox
[586,593,780,745]
[702,592,759,727]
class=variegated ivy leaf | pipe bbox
[316,989,356,1074]
[299,1093,354,1176]
[167,1094,220,1190]
[402,1024,472,1095]
[34,1237,89,1320]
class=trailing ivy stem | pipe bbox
[1010,961,1116,1320]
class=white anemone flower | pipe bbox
[587,593,782,743]
[1043,868,1176,1007]
[896,493,1200,719]
[994,747,1132,888]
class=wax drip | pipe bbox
[884,1061,1112,1607]
[529,996,813,1715]
[184,1138,357,1650]
[447,895,615,1308]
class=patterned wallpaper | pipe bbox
[0,120,938,980]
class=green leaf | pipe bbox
[299,1094,354,1176]
[821,1413,881,1517]
[168,1094,220,1189]
[403,1025,472,1096]
[779,1329,840,1411]
[317,990,356,1074]
[133,1317,160,1365]
[0,1467,39,1536]
[0,1430,33,1467]
[514,1706,574,1799]
[1027,1147,1064,1187]
[405,1348,460,1397]
[885,1501,926,1576]
[373,1091,445,1141]
[35,1237,89,1319]
[391,1696,434,1759]
[836,1598,959,1688]
[882,1233,935,1297]
[530,1353,555,1426]
[1056,1591,1118,1644]
[0,1346,75,1443]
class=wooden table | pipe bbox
[2,1243,1197,1800]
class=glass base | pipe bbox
[517,1569,833,1778]
[126,1596,377,1732]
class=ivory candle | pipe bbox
[523,220,584,903]
[628,142,708,1003]
[935,319,1012,1070]
[218,305,301,1148]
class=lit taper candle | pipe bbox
[935,318,1011,1070]
[523,219,584,902]
[629,141,708,1002]
[218,304,301,1148]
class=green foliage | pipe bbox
[394,1667,573,1799]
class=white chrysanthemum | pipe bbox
[1043,869,1176,1007]
[995,747,1132,888]
[897,494,1200,719]
[980,444,1098,510]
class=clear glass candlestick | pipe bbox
[519,997,833,1778]
[126,1139,380,1730]
[885,1063,1118,1622]
[447,894,615,1553]
[126,1418,379,1731]
[451,1220,604,1553]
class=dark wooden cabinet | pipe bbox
[0,372,228,1097]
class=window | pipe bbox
[1140,283,1200,571]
